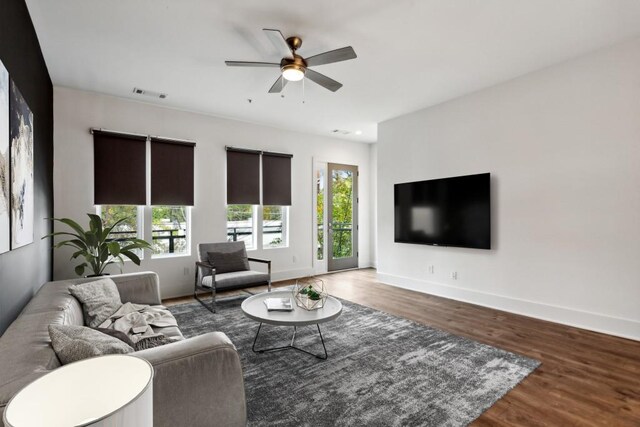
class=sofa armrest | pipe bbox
[110,272,162,305]
[135,333,246,427]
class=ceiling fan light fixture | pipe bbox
[281,64,305,81]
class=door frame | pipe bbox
[327,162,358,272]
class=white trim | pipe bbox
[271,267,315,282]
[377,271,640,342]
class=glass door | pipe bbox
[327,163,358,271]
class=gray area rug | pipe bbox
[169,296,539,426]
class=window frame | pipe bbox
[150,205,192,259]
[97,205,193,260]
[226,204,258,251]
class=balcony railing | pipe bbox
[110,229,186,254]
[227,225,282,241]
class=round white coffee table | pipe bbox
[3,355,153,427]
[241,289,342,359]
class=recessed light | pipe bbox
[354,130,363,135]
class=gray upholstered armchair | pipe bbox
[194,241,271,312]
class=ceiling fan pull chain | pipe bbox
[302,77,306,104]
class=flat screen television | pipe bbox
[394,173,491,249]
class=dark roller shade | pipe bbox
[262,152,292,206]
[151,138,195,206]
[93,131,147,205]
[227,149,260,205]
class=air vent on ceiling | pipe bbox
[132,87,168,99]
[331,129,351,135]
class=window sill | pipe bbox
[262,246,289,250]
[150,252,192,260]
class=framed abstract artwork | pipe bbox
[9,79,34,249]
[0,60,9,254]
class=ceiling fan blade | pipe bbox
[268,75,288,93]
[225,61,280,68]
[305,69,343,92]
[306,46,357,67]
[263,29,294,59]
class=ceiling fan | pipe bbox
[225,29,357,93]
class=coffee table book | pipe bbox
[264,297,294,311]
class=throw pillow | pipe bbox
[69,278,122,328]
[49,324,133,365]
[208,249,249,274]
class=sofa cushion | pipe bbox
[69,278,122,328]
[207,249,249,274]
[202,271,269,290]
[49,325,133,365]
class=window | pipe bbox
[316,169,325,260]
[263,206,288,249]
[152,206,189,257]
[225,148,292,251]
[97,205,143,256]
[93,130,195,261]
[227,205,255,249]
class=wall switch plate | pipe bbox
[428,265,435,274]
[450,271,457,280]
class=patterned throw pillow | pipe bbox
[207,249,249,274]
[69,278,122,328]
[48,324,133,365]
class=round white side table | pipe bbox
[3,355,153,427]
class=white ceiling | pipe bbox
[25,0,640,142]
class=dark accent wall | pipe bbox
[0,0,53,334]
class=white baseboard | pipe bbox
[358,260,375,269]
[377,271,640,342]
[271,268,315,282]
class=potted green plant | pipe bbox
[45,213,152,277]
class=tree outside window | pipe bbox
[331,170,353,259]
[316,169,324,260]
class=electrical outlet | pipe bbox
[428,265,435,274]
[293,255,297,263]
[450,271,458,280]
[183,267,189,276]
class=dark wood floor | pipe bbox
[165,268,640,426]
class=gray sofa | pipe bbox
[0,272,247,427]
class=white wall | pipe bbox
[54,87,373,298]
[377,38,640,340]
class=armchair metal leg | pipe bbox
[195,286,216,313]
